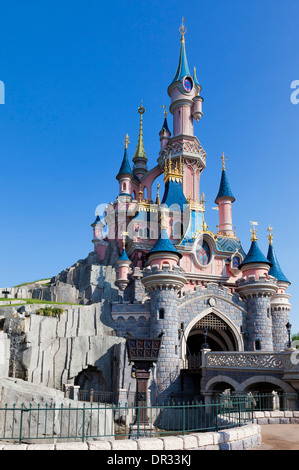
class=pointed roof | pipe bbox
[171,35,191,84]
[133,102,147,163]
[160,116,171,135]
[193,66,199,86]
[267,243,290,284]
[116,146,133,180]
[118,248,131,262]
[215,169,235,204]
[146,228,182,259]
[239,240,272,270]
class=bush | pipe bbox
[36,307,64,317]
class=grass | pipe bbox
[13,278,52,287]
[0,298,81,306]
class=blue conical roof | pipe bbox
[116,148,132,179]
[215,170,235,204]
[239,240,272,269]
[171,37,191,84]
[146,229,182,259]
[267,244,290,284]
[118,249,131,262]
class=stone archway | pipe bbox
[181,307,244,359]
[239,375,296,394]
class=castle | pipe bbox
[1,22,298,407]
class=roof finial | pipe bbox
[221,152,228,170]
[250,221,258,241]
[121,231,128,249]
[161,105,168,118]
[267,225,274,245]
[156,183,160,205]
[124,134,130,149]
[179,17,187,40]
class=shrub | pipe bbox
[36,306,64,317]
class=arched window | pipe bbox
[232,256,240,268]
[132,190,136,199]
[122,182,126,192]
[196,240,211,266]
[144,186,147,199]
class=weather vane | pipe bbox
[179,17,187,38]
[221,152,228,170]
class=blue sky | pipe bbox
[0,0,299,332]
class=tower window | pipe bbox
[255,340,261,351]
[232,256,240,268]
[159,309,165,320]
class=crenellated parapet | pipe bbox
[142,264,187,293]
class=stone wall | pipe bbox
[0,423,261,450]
[1,303,126,391]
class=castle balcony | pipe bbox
[182,350,299,392]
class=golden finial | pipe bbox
[221,152,227,170]
[138,100,145,115]
[250,221,258,241]
[156,182,160,205]
[138,183,143,203]
[121,231,128,249]
[161,105,168,118]
[179,17,187,39]
[124,134,130,149]
[267,225,273,245]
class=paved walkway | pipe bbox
[253,424,299,450]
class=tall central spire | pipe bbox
[132,101,148,179]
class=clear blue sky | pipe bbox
[0,1,299,332]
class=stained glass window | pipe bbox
[232,256,240,268]
[196,240,211,266]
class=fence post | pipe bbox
[90,389,94,403]
[82,403,86,442]
[19,403,24,444]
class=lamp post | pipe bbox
[201,327,210,350]
[126,335,162,437]
[286,322,292,349]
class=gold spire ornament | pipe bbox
[221,152,227,170]
[156,183,160,205]
[161,105,168,118]
[138,183,143,203]
[179,17,187,39]
[250,221,258,241]
[124,134,130,149]
[121,231,129,249]
[267,225,274,245]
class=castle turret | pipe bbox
[236,224,277,351]
[132,102,148,180]
[116,135,133,199]
[266,226,291,351]
[91,211,107,260]
[141,217,186,395]
[159,106,171,151]
[215,154,235,237]
[115,233,131,292]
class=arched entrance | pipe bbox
[182,308,243,360]
[187,313,238,353]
